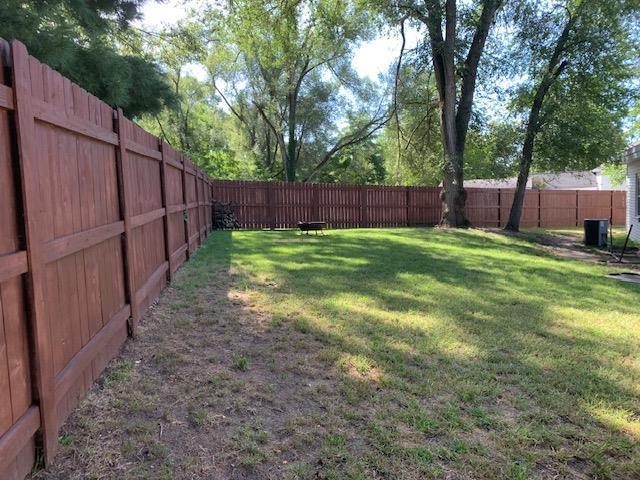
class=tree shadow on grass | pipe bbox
[214,228,640,478]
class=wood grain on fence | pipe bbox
[212,180,626,230]
[0,40,214,478]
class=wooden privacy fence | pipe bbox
[0,40,213,479]
[212,180,626,229]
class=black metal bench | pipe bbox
[298,221,326,235]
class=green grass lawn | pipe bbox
[206,228,640,478]
[46,228,640,480]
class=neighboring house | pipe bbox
[625,143,640,242]
[461,166,625,191]
[463,178,532,189]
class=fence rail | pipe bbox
[212,180,626,229]
[0,40,214,479]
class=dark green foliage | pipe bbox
[315,138,386,184]
[464,123,521,180]
[0,0,174,117]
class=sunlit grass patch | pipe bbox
[204,227,640,478]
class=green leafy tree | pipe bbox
[136,23,253,178]
[1,0,174,116]
[504,0,639,231]
[464,123,521,180]
[379,0,505,226]
[315,136,386,184]
[204,0,393,182]
[602,163,626,188]
[380,62,444,186]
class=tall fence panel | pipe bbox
[118,115,167,328]
[0,40,38,480]
[612,191,626,225]
[466,189,500,227]
[161,143,188,278]
[0,40,215,478]
[408,187,441,226]
[184,159,201,253]
[212,180,626,230]
[540,190,578,227]
[367,186,407,228]
[320,184,361,229]
[578,190,613,222]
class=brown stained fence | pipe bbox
[0,40,214,479]
[212,180,627,229]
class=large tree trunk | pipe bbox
[438,91,469,227]
[419,0,500,227]
[505,15,574,231]
[435,0,470,227]
[440,150,469,227]
[505,121,537,231]
[284,89,298,181]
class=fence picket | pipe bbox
[9,40,58,465]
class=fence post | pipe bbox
[181,157,191,257]
[195,169,203,246]
[537,190,542,228]
[312,183,320,220]
[575,190,579,227]
[267,182,276,230]
[497,188,502,228]
[405,187,410,227]
[113,108,138,336]
[610,190,614,224]
[158,141,172,282]
[360,185,368,228]
[9,39,59,466]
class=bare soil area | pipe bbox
[35,268,359,479]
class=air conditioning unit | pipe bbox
[584,219,608,247]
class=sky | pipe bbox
[137,0,421,82]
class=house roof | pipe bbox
[460,165,624,190]
[462,177,530,189]
[531,171,597,189]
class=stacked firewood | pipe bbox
[213,202,240,229]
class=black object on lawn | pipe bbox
[298,221,326,235]
[584,218,608,247]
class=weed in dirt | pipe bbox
[232,354,249,371]
[188,408,209,427]
[58,435,76,447]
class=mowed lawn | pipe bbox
[43,228,640,480]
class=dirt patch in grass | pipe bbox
[494,228,640,267]
[34,268,387,479]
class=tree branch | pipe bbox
[303,111,393,182]
[455,0,503,151]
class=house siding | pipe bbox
[627,159,640,242]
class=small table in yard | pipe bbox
[298,221,326,235]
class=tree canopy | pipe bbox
[1,0,175,116]
[504,0,639,230]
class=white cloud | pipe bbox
[352,27,421,81]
